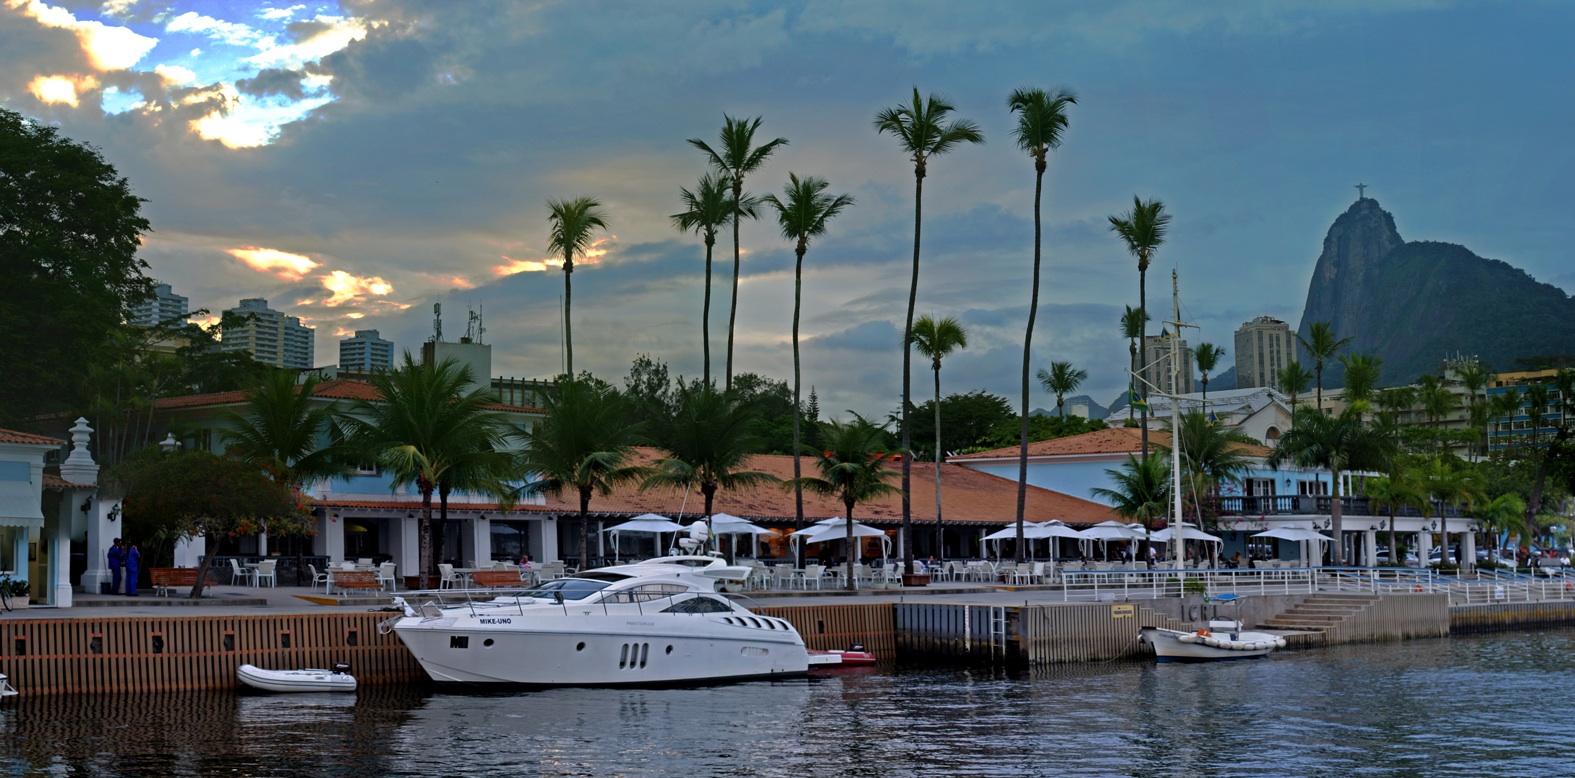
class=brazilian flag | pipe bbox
[1128,381,1147,412]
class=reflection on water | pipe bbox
[2,630,1573,776]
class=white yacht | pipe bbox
[384,556,810,686]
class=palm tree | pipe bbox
[1007,86,1075,563]
[219,370,351,585]
[642,382,777,562]
[876,88,984,575]
[671,174,738,385]
[1416,375,1462,455]
[1376,385,1417,426]
[688,116,789,392]
[1269,406,1397,565]
[340,355,517,587]
[1037,361,1087,419]
[1194,343,1224,403]
[516,379,649,571]
[1295,321,1353,410]
[1417,454,1482,568]
[1363,470,1422,565]
[787,414,901,590]
[546,197,609,377]
[1278,361,1313,409]
[1090,455,1170,559]
[1477,492,1527,562]
[1108,197,1171,460]
[1338,352,1383,410]
[912,315,968,557]
[763,174,854,557]
[1121,306,1148,417]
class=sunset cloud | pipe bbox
[11,0,158,71]
[320,270,393,307]
[226,247,320,280]
[27,74,95,107]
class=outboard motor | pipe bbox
[331,662,352,675]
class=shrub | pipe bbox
[0,577,29,597]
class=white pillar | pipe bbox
[80,498,115,594]
[257,532,268,556]
[1364,530,1378,567]
[536,517,559,563]
[471,515,491,564]
[400,516,419,576]
[1462,529,1477,569]
[1417,529,1432,568]
[173,535,206,567]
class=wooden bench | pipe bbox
[470,570,528,588]
[150,568,217,597]
[328,570,383,595]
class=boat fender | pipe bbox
[1414,585,1424,592]
[1178,633,1198,644]
[1274,638,1287,648]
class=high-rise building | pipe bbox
[339,329,394,372]
[220,298,314,369]
[1234,316,1293,390]
[129,283,189,327]
[1142,332,1195,396]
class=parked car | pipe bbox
[1427,549,1457,564]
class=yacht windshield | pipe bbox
[524,578,611,601]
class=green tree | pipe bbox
[688,116,788,392]
[546,197,609,377]
[672,173,739,385]
[1109,197,1171,461]
[1038,361,1088,419]
[1417,454,1482,568]
[517,379,649,571]
[116,449,308,599]
[1477,492,1527,561]
[1278,361,1313,409]
[787,414,901,590]
[1364,470,1423,565]
[1295,321,1353,410]
[623,353,677,428]
[340,355,517,586]
[981,413,1108,450]
[1376,385,1417,427]
[1090,454,1170,559]
[763,173,854,557]
[1269,406,1397,565]
[876,88,984,575]
[1,109,154,428]
[643,382,777,561]
[1194,343,1224,403]
[1006,86,1076,562]
[912,315,968,557]
[907,391,1015,458]
[219,370,351,585]
[1338,352,1383,410]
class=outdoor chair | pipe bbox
[376,562,397,591]
[229,559,254,587]
[438,563,462,589]
[307,564,329,594]
[801,564,826,590]
[254,560,277,588]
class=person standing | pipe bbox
[125,542,141,596]
[107,538,124,595]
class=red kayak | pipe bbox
[807,648,877,668]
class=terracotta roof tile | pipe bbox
[155,379,542,414]
[952,426,1272,460]
[0,428,63,446]
[43,474,95,489]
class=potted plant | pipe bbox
[1,577,30,610]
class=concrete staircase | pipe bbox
[1261,593,1382,638]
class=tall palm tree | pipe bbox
[876,88,984,575]
[671,174,738,385]
[1278,361,1313,409]
[1269,405,1397,565]
[642,381,777,562]
[1376,385,1417,426]
[1477,492,1527,562]
[1364,470,1423,565]
[1090,455,1170,559]
[787,414,901,590]
[1193,343,1224,403]
[912,314,968,557]
[1121,306,1148,415]
[688,116,789,392]
[1007,86,1075,563]
[516,379,649,571]
[1109,197,1171,460]
[1416,375,1462,455]
[1417,454,1482,568]
[1037,361,1087,418]
[763,174,854,557]
[1338,352,1383,409]
[546,197,609,377]
[1295,321,1353,410]
[219,370,351,585]
[340,355,517,587]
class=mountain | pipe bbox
[1296,198,1575,385]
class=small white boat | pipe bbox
[0,673,17,698]
[1140,595,1286,662]
[237,663,357,693]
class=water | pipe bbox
[3,629,1570,777]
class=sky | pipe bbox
[3,0,1572,419]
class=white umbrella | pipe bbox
[1253,527,1334,543]
[789,518,887,545]
[605,514,687,562]
[1079,521,1148,541]
[709,513,777,536]
[1152,525,1224,543]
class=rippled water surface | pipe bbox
[3,629,1571,776]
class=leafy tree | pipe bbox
[980,413,1108,450]
[1278,361,1313,409]
[643,381,776,561]
[546,197,609,377]
[876,88,984,574]
[730,372,821,455]
[1417,455,1482,568]
[1194,343,1224,402]
[764,173,854,554]
[340,355,517,586]
[1109,197,1171,461]
[1269,406,1397,565]
[689,116,788,392]
[912,315,968,557]
[116,449,308,598]
[1006,86,1075,563]
[1,109,155,428]
[787,414,901,589]
[623,353,677,428]
[1296,321,1352,410]
[1476,492,1527,560]
[1038,361,1087,419]
[517,379,649,571]
[671,173,738,384]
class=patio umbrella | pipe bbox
[1078,521,1148,562]
[1252,527,1334,543]
[605,514,686,562]
[1151,524,1224,543]
[788,519,891,560]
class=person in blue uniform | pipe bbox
[125,542,141,596]
[107,538,124,595]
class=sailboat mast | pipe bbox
[1170,271,1185,570]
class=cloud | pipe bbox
[27,73,94,106]
[235,67,307,100]
[226,247,320,280]
[259,5,305,22]
[153,63,194,85]
[320,269,393,306]
[165,11,266,47]
[248,14,369,71]
[11,0,158,70]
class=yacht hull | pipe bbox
[1140,626,1285,662]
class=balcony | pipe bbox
[1218,495,1464,518]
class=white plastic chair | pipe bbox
[377,562,397,591]
[229,559,254,587]
[438,563,462,589]
[307,564,329,594]
[254,560,277,588]
[801,564,825,590]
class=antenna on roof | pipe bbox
[432,303,443,343]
